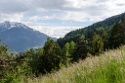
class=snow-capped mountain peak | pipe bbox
[0,21,29,32]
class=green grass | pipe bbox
[21,46,125,83]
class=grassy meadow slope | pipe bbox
[22,46,125,83]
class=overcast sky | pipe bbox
[0,0,125,38]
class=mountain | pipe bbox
[57,13,125,47]
[0,21,49,52]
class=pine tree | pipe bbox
[90,33,104,55]
[62,41,75,65]
[62,42,70,65]
[71,35,88,62]
[69,41,75,54]
[109,18,125,48]
[37,38,62,74]
[97,28,108,50]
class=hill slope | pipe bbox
[57,13,125,47]
[0,21,49,52]
[24,46,125,83]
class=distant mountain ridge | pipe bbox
[57,13,125,47]
[0,21,50,52]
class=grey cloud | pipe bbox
[116,4,125,6]
[0,0,69,14]
[0,0,31,13]
[31,0,66,9]
[95,0,109,3]
[0,0,105,14]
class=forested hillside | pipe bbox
[57,13,125,47]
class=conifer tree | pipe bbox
[90,33,104,55]
[109,18,125,48]
[62,41,75,65]
[71,35,88,62]
[37,38,62,74]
